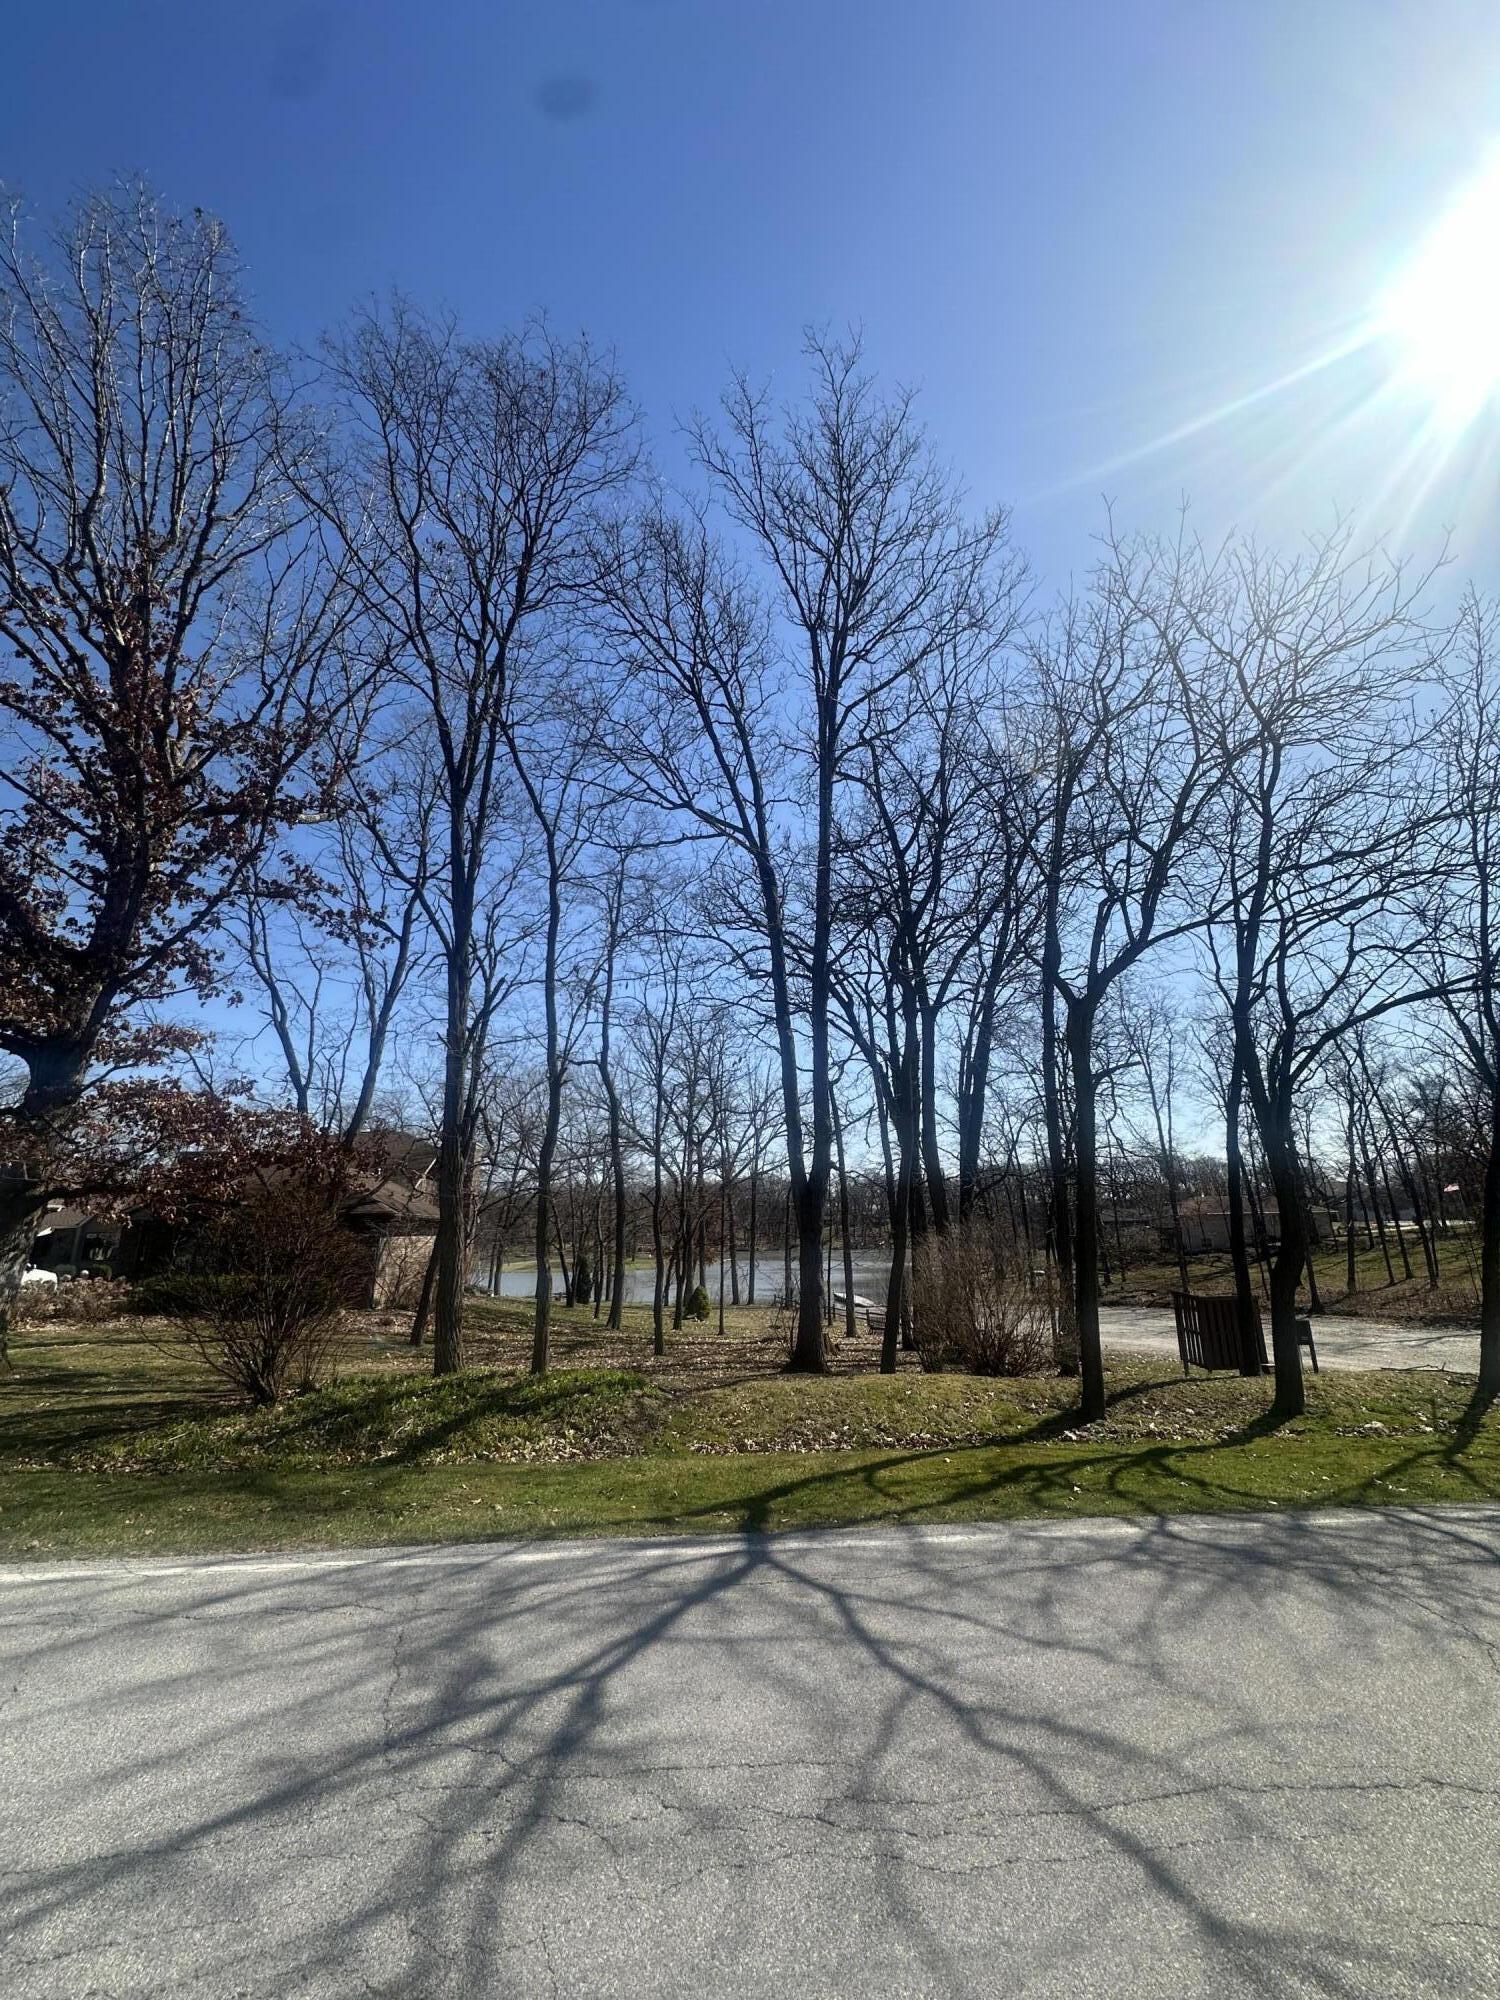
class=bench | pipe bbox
[1170,1292,1319,1375]
[863,1306,887,1340]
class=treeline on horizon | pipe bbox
[2,181,1499,1421]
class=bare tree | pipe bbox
[313,303,632,1374]
[1420,592,1500,1395]
[603,333,1012,1368]
[1189,530,1437,1415]
[1027,535,1219,1420]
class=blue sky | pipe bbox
[6,0,1500,581]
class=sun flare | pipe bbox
[1378,155,1500,432]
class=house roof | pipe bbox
[33,1205,92,1235]
[342,1175,440,1229]
[359,1129,438,1185]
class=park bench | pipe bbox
[1170,1291,1319,1376]
[863,1305,887,1341]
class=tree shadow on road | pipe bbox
[4,1500,1498,1997]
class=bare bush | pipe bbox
[11,1276,134,1328]
[148,1182,364,1406]
[911,1229,1055,1375]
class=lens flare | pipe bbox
[1378,155,1500,433]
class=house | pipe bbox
[24,1128,440,1309]
[27,1205,173,1281]
[340,1173,439,1308]
[1167,1198,1339,1256]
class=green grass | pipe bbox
[1,1303,1496,1558]
[1109,1231,1481,1324]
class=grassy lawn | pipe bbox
[1107,1230,1482,1324]
[1,1296,1495,1557]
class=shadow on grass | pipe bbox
[636,1392,1496,1539]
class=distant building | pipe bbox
[1169,1198,1338,1255]
[24,1128,441,1309]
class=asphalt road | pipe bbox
[1100,1304,1482,1374]
[3,1510,1498,1998]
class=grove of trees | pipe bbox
[4,184,1499,1416]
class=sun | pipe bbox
[1377,156,1500,433]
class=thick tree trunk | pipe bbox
[0,1188,49,1373]
[1224,1050,1261,1375]
[1478,1084,1500,1398]
[883,1185,908,1375]
[1041,969,1077,1373]
[1066,1003,1105,1422]
[792,1190,827,1372]
[1262,1123,1308,1419]
[433,943,470,1377]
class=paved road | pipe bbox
[3,1511,1498,1998]
[1101,1304,1481,1374]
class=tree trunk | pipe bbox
[1041,967,1077,1373]
[0,1188,49,1373]
[1066,1003,1106,1422]
[554,1210,574,1308]
[530,1079,561,1374]
[793,1189,828,1372]
[409,1239,439,1347]
[747,1153,760,1306]
[604,1080,627,1333]
[957,957,1005,1227]
[1224,1048,1262,1375]
[1261,1121,1308,1419]
[592,1206,606,1318]
[650,1147,666,1357]
[726,1175,741,1306]
[917,1004,950,1233]
[1378,1154,1414,1281]
[433,943,470,1377]
[1358,1120,1397,1286]
[1478,1083,1500,1397]
[832,1084,857,1349]
[1378,1093,1439,1287]
[884,1000,919,1370]
[718,1180,727,1336]
[1345,1095,1359,1294]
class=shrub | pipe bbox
[910,1228,1054,1376]
[686,1283,711,1322]
[13,1274,133,1327]
[151,1179,364,1406]
[573,1252,593,1305]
